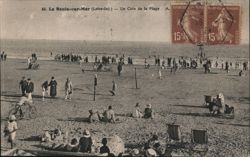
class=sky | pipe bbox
[0,0,249,43]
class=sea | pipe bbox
[0,39,249,61]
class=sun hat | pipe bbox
[131,148,140,156]
[83,129,90,138]
[147,104,152,108]
[145,148,157,157]
[9,115,16,121]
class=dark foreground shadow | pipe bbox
[172,104,207,109]
[19,135,41,142]
[57,117,90,123]
[215,122,250,128]
[173,112,234,119]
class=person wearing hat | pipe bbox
[49,76,57,98]
[4,115,18,149]
[143,104,154,119]
[130,148,140,157]
[78,129,93,153]
[26,78,34,101]
[19,76,27,96]
[145,148,157,157]
[65,77,73,100]
[133,103,143,118]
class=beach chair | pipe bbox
[166,124,185,148]
[189,129,208,156]
[203,95,212,107]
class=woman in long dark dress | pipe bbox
[49,77,57,98]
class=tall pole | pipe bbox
[94,74,97,101]
[93,84,96,101]
[135,68,138,89]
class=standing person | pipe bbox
[49,77,57,98]
[19,76,27,96]
[109,80,117,96]
[78,129,93,153]
[26,78,34,101]
[4,53,7,61]
[225,61,229,73]
[117,62,123,76]
[4,115,18,149]
[65,78,73,100]
[158,69,162,79]
[42,80,49,101]
[27,57,32,69]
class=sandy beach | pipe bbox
[1,58,249,156]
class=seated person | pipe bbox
[102,106,116,123]
[65,138,79,152]
[51,128,62,141]
[133,103,143,118]
[41,130,52,142]
[224,104,234,114]
[144,135,160,150]
[78,129,93,153]
[100,138,110,155]
[88,109,100,123]
[145,135,165,156]
[143,104,154,119]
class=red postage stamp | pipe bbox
[171,4,240,45]
[171,5,204,44]
[206,5,240,45]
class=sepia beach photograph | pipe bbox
[1,0,249,156]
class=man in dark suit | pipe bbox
[26,78,34,101]
[19,76,27,96]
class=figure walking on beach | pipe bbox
[42,80,49,101]
[65,78,73,100]
[158,69,162,79]
[26,78,34,101]
[117,62,123,76]
[225,61,229,73]
[4,115,18,149]
[49,76,57,98]
[109,80,117,96]
[19,76,27,96]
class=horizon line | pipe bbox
[0,38,249,45]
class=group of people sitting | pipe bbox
[133,103,154,119]
[208,93,234,115]
[88,106,116,123]
[41,128,125,156]
[88,103,154,124]
[40,126,165,157]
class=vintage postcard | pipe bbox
[0,0,249,156]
